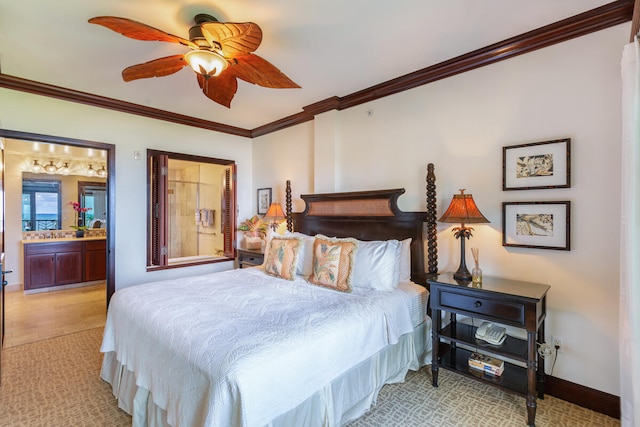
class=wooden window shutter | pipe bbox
[222,165,236,257]
[149,153,168,266]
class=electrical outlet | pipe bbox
[553,336,563,350]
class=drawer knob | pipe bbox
[474,300,482,308]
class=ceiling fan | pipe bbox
[88,14,300,108]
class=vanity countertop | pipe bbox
[22,236,106,244]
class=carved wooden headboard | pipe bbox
[290,188,432,287]
[284,164,438,286]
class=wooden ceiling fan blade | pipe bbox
[200,22,262,57]
[89,16,197,49]
[230,54,300,89]
[122,55,187,82]
[197,72,238,108]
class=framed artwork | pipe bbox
[257,188,272,215]
[502,201,570,250]
[502,138,570,190]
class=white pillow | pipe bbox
[398,238,412,283]
[352,239,401,291]
[284,231,314,276]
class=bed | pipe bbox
[100,186,437,427]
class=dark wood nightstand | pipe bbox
[429,273,550,427]
[237,248,264,268]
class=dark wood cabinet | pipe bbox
[23,239,106,291]
[25,253,56,289]
[55,251,83,285]
[84,240,107,282]
[429,273,550,427]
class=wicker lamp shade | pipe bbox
[439,189,489,282]
[439,190,489,225]
[264,203,285,231]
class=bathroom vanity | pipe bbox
[22,237,106,292]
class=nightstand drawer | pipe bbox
[439,290,525,326]
[241,254,263,265]
[237,249,265,268]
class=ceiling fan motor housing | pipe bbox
[194,14,218,25]
[189,14,219,48]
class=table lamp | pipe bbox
[264,202,286,231]
[439,189,490,281]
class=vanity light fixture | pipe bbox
[31,160,73,175]
[44,160,58,174]
[96,165,108,178]
[59,162,70,175]
[87,164,97,177]
[31,160,43,173]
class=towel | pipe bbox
[198,209,215,227]
[206,209,215,226]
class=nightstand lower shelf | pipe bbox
[440,323,528,363]
[438,346,528,396]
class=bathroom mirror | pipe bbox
[21,175,107,231]
[78,181,107,228]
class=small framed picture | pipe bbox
[502,201,570,250]
[502,139,570,190]
[257,188,272,215]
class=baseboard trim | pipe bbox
[546,375,620,419]
[23,280,104,295]
[4,283,23,292]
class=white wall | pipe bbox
[252,25,628,396]
[252,122,314,212]
[0,89,254,289]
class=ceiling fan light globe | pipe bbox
[185,50,228,77]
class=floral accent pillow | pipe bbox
[263,237,301,280]
[307,235,358,292]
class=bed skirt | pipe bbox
[101,317,432,427]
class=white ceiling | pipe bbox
[0,1,613,130]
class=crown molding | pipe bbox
[0,74,252,138]
[1,0,632,139]
[254,0,632,136]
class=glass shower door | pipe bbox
[168,180,199,260]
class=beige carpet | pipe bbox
[0,328,130,427]
[0,328,620,427]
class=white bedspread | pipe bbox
[101,267,417,427]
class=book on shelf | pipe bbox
[468,352,505,376]
[468,366,503,382]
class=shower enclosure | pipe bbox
[167,160,225,264]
